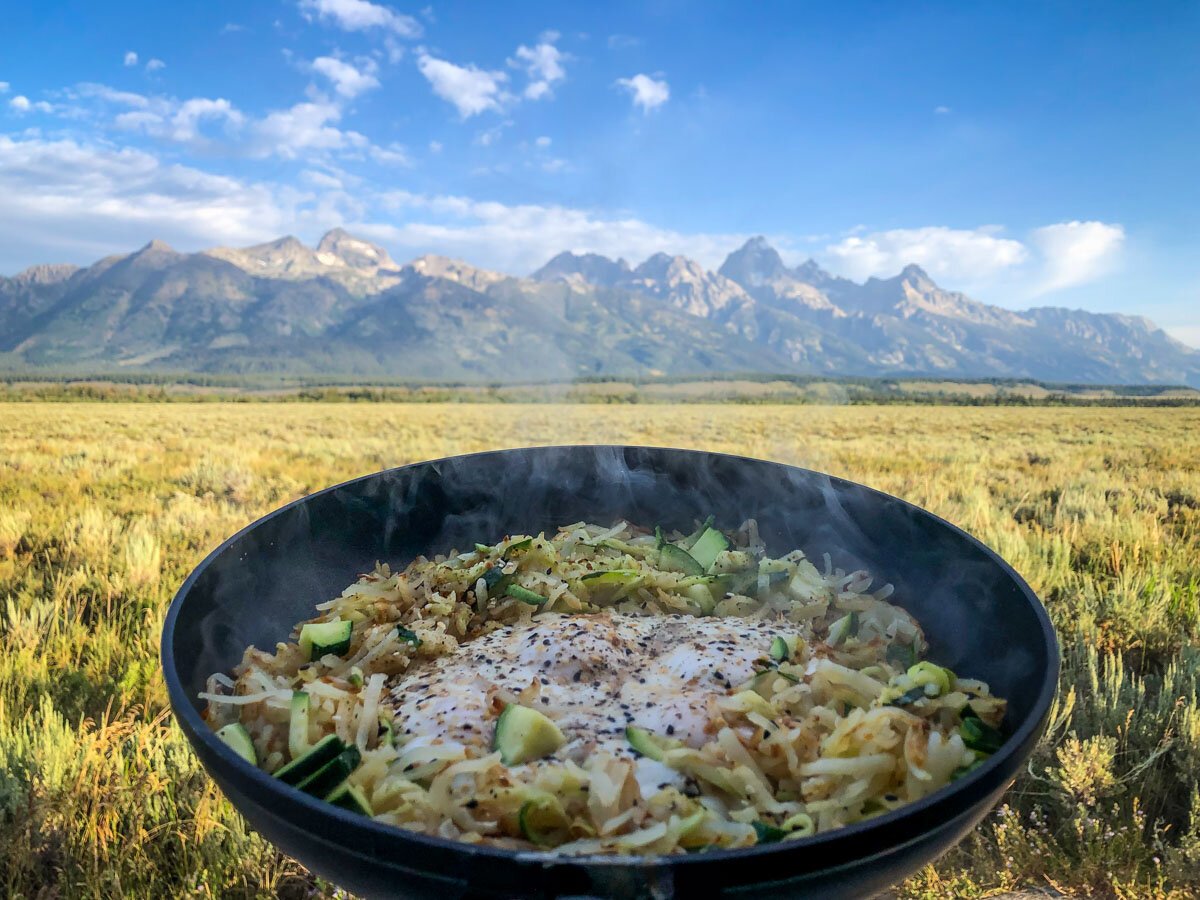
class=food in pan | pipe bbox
[202,519,1006,854]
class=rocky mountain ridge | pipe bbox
[1,230,1195,385]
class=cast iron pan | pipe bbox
[162,446,1058,899]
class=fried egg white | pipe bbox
[390,613,786,792]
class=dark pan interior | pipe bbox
[165,445,1057,899]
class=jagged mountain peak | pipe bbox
[531,251,632,287]
[718,236,788,286]
[405,254,506,291]
[315,228,396,271]
[7,263,79,286]
[2,233,1196,385]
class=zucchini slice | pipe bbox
[579,569,641,584]
[296,746,362,798]
[828,611,860,646]
[625,725,683,761]
[959,714,1004,755]
[518,793,571,845]
[299,619,353,660]
[216,723,257,765]
[769,636,790,662]
[274,733,345,786]
[752,821,788,844]
[625,725,665,761]
[505,584,547,606]
[680,516,715,551]
[492,703,566,765]
[325,781,373,816]
[288,691,311,759]
[658,544,704,577]
[687,527,730,572]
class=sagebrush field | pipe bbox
[1,402,1198,898]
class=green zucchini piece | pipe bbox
[688,527,729,572]
[625,726,665,761]
[493,703,566,765]
[828,611,860,646]
[325,781,373,816]
[959,716,1004,755]
[395,625,420,646]
[769,636,790,662]
[273,733,345,786]
[654,525,667,548]
[887,686,928,707]
[503,537,533,556]
[299,619,353,660]
[659,543,704,576]
[680,516,716,551]
[752,821,787,844]
[518,794,570,845]
[714,569,758,598]
[296,746,362,798]
[288,691,311,759]
[483,565,511,590]
[505,584,547,606]
[216,723,257,765]
[579,569,641,584]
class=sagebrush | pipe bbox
[1,403,1198,898]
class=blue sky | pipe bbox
[2,0,1197,344]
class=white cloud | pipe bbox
[417,52,508,117]
[370,142,411,165]
[74,82,154,108]
[934,105,951,114]
[250,101,368,158]
[170,98,243,141]
[366,191,745,273]
[221,22,246,33]
[145,58,166,72]
[512,35,566,100]
[312,55,380,98]
[298,0,421,37]
[1028,221,1125,295]
[0,134,317,271]
[819,221,1127,300]
[9,95,53,114]
[615,73,669,112]
[0,82,9,93]
[824,226,1029,282]
[535,135,551,147]
[124,51,138,67]
[428,140,442,153]
[301,168,345,189]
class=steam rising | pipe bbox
[178,446,1048,732]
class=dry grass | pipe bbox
[1,402,1198,898]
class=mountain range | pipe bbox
[1,229,1196,385]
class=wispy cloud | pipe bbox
[145,58,166,72]
[1028,221,1125,295]
[934,105,951,114]
[123,51,138,67]
[820,221,1126,298]
[824,226,1029,282]
[615,73,669,112]
[311,55,380,98]
[511,32,567,100]
[9,95,54,114]
[0,82,9,93]
[298,0,421,37]
[417,52,509,117]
